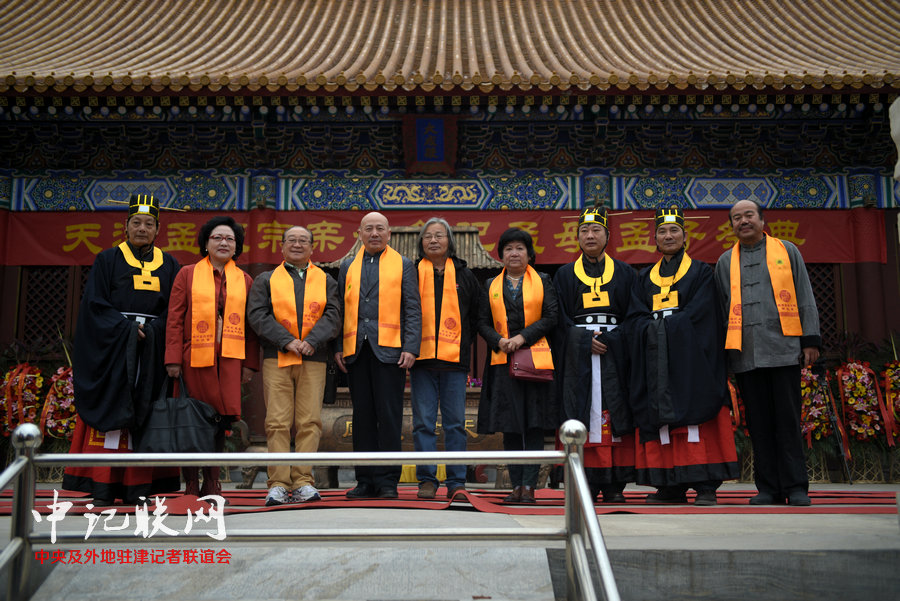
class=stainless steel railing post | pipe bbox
[560,419,591,601]
[8,423,41,601]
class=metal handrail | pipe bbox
[2,421,619,601]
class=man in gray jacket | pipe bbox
[335,212,422,499]
[715,200,820,506]
[248,225,341,506]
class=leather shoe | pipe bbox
[503,486,523,503]
[346,484,376,499]
[646,487,687,504]
[788,491,811,506]
[519,485,536,504]
[446,484,466,499]
[417,481,437,499]
[693,490,718,506]
[377,486,398,499]
[749,492,784,505]
[602,492,626,503]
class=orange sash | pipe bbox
[417,258,462,363]
[271,262,327,367]
[725,235,802,351]
[488,266,554,369]
[342,245,403,356]
[190,257,246,367]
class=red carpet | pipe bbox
[5,487,896,517]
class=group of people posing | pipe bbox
[62,194,820,509]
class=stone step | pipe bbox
[28,547,557,601]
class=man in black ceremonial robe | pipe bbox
[62,194,181,505]
[628,206,739,506]
[553,207,638,503]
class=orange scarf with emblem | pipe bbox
[342,246,403,356]
[271,262,327,367]
[725,235,802,351]
[418,258,462,363]
[190,257,246,367]
[488,266,553,369]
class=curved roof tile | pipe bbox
[1,0,898,94]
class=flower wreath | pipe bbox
[40,366,77,440]
[800,367,834,445]
[880,360,900,444]
[837,360,894,445]
[0,363,44,436]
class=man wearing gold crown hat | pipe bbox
[553,206,638,503]
[62,194,181,505]
[629,206,739,505]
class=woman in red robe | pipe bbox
[165,216,258,497]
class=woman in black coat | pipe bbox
[477,228,558,503]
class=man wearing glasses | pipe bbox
[248,225,341,506]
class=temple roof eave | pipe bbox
[1,0,898,97]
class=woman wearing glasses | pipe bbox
[165,216,259,497]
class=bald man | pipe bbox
[715,200,820,507]
[335,212,422,499]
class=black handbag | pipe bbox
[508,348,554,382]
[136,376,221,453]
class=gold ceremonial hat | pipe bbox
[128,194,160,221]
[578,206,608,229]
[655,205,685,230]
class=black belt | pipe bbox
[121,311,157,325]
[574,313,620,327]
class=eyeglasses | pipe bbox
[422,233,447,241]
[284,237,312,245]
[209,235,236,244]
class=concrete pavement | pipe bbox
[4,482,899,601]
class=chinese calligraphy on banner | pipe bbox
[1,208,886,266]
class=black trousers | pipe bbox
[347,341,406,489]
[503,429,544,488]
[735,364,809,498]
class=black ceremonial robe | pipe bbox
[72,242,179,431]
[63,241,181,503]
[629,249,739,487]
[553,254,637,481]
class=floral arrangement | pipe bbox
[838,360,883,442]
[800,367,834,445]
[0,363,44,436]
[883,360,900,417]
[727,379,753,457]
[880,359,900,443]
[727,380,749,436]
[39,366,76,440]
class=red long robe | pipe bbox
[164,262,259,417]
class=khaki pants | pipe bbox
[262,358,326,490]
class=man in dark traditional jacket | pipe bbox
[553,207,637,503]
[715,200,820,506]
[62,194,181,505]
[629,206,739,505]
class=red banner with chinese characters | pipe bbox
[0,208,886,266]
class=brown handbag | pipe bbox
[508,348,554,382]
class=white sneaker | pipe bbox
[293,484,321,503]
[265,486,290,506]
